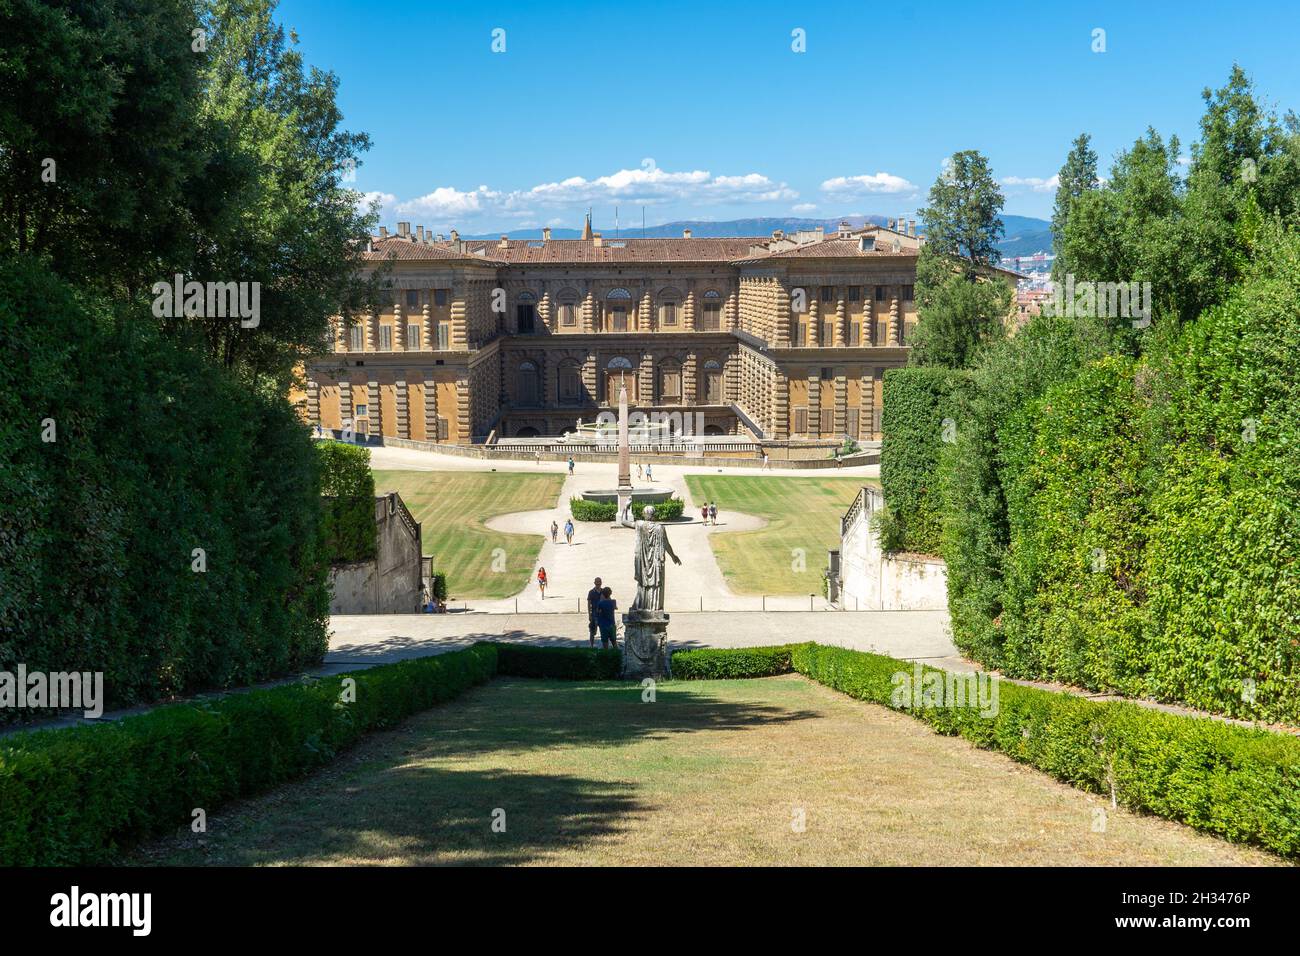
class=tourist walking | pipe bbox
[709,501,718,525]
[596,586,618,649]
[586,576,604,648]
[637,463,643,481]
[567,456,575,475]
[537,566,548,600]
[564,518,575,545]
[645,463,653,481]
[550,519,559,543]
[762,452,770,470]
[700,503,709,524]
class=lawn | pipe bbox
[134,674,1277,866]
[373,469,564,599]
[685,475,873,594]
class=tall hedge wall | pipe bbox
[879,366,969,554]
[937,227,1300,722]
[317,441,377,563]
[0,258,329,719]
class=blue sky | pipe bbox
[279,0,1300,233]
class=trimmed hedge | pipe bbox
[788,644,1300,858]
[879,366,969,554]
[318,441,377,563]
[0,258,329,719]
[672,645,804,680]
[0,644,497,865]
[569,496,686,523]
[492,643,622,680]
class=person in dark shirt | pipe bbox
[586,577,603,648]
[596,586,618,649]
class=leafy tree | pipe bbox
[910,150,1011,369]
[1050,133,1099,280]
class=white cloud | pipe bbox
[820,172,916,196]
[792,202,818,213]
[375,165,797,231]
[1001,174,1060,193]
[356,190,396,217]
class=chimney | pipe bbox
[498,234,510,249]
[887,218,895,231]
[417,225,425,242]
[365,238,373,253]
[435,233,444,242]
[683,228,692,239]
[450,229,459,243]
[592,232,603,248]
[542,227,551,241]
[908,219,916,237]
[772,229,784,241]
[838,220,852,238]
[379,226,389,238]
[397,221,410,238]
[815,226,825,239]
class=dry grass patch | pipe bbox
[134,675,1285,867]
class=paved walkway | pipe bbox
[370,444,871,614]
[327,610,959,666]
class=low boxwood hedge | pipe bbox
[569,496,686,522]
[492,644,622,680]
[0,644,497,866]
[672,644,805,680]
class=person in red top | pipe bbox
[537,566,548,599]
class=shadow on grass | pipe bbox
[133,677,819,866]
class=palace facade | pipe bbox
[304,216,942,444]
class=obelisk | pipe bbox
[616,373,633,523]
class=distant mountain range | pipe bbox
[464,214,1054,260]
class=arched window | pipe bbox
[606,288,632,332]
[700,289,722,330]
[557,359,583,405]
[702,359,723,404]
[657,287,682,327]
[517,361,540,406]
[515,291,537,333]
[556,288,579,327]
[607,356,634,370]
[658,359,682,403]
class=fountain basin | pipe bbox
[579,487,674,505]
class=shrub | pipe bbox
[0,259,329,719]
[317,441,377,563]
[491,644,621,680]
[879,366,969,554]
[569,496,685,522]
[0,644,497,865]
[430,571,448,604]
[672,645,804,680]
[787,643,1300,858]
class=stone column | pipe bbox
[338,380,352,428]
[365,310,378,351]
[582,289,595,333]
[834,371,847,436]
[888,292,900,346]
[456,379,470,442]
[393,303,405,351]
[684,289,696,332]
[775,281,791,348]
[773,368,789,438]
[424,370,439,441]
[421,304,432,350]
[835,296,847,347]
[808,298,820,347]
[451,281,468,350]
[640,287,653,333]
[306,378,320,428]
[539,290,552,332]
[367,379,382,436]
[808,371,821,438]
[395,376,409,438]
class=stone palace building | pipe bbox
[304,216,950,445]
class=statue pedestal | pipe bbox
[621,610,670,680]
